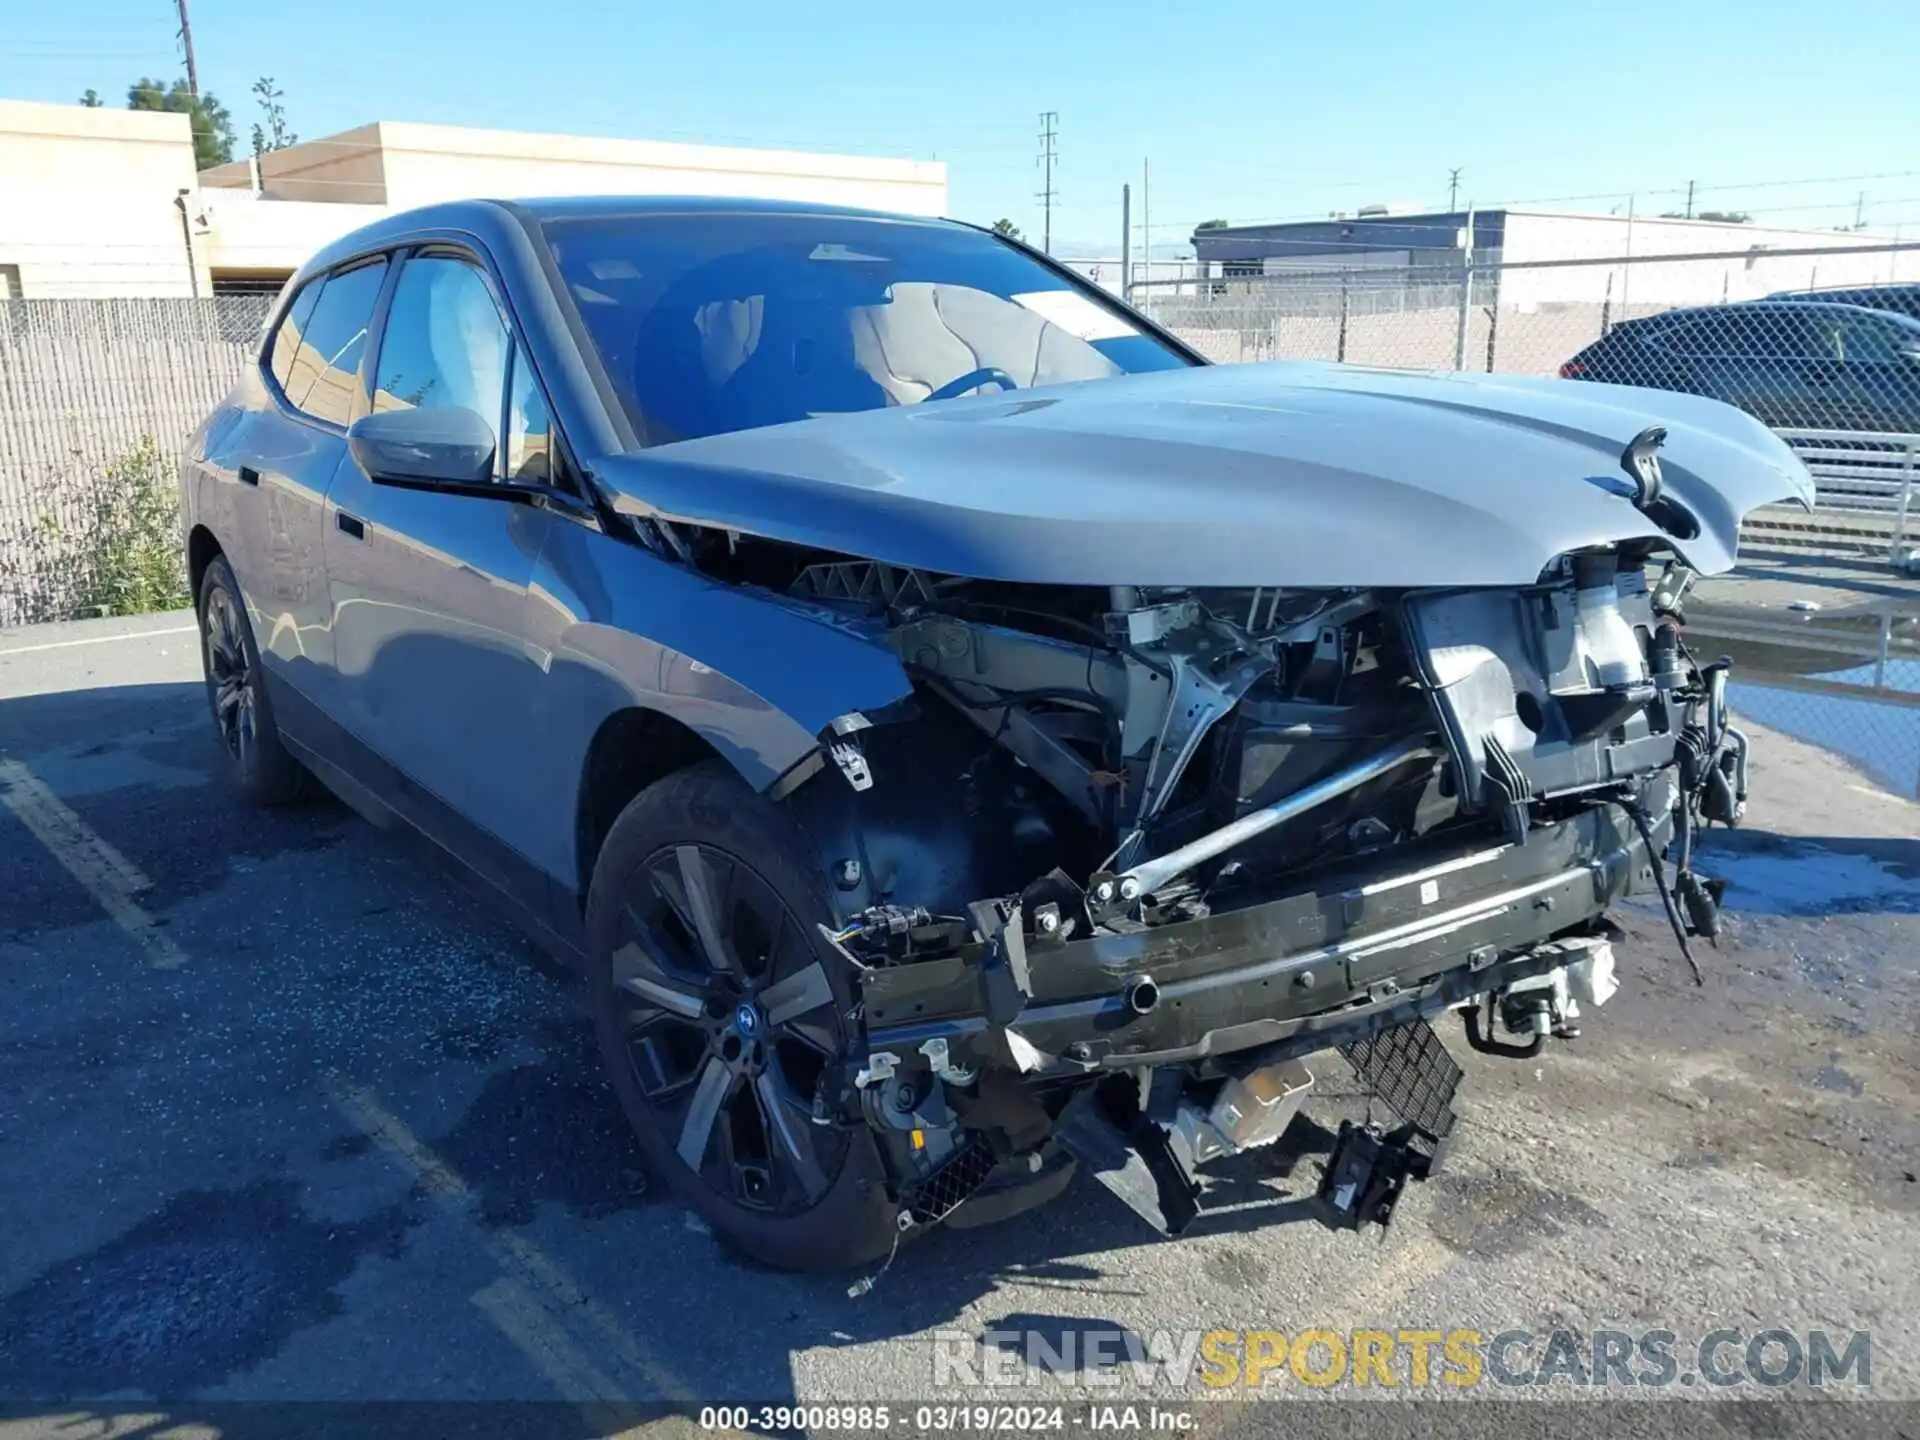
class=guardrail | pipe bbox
[1745,429,1918,569]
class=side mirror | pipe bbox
[347,407,495,487]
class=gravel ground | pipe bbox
[0,610,1915,1431]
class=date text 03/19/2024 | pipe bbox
[696,1405,1197,1433]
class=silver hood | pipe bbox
[593,361,1815,588]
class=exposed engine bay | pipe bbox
[654,435,1755,1271]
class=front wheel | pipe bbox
[197,556,309,806]
[586,760,899,1272]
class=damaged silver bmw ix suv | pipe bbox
[180,197,1812,1272]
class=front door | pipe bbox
[323,249,559,892]
[1826,311,1920,434]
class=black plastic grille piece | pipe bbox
[1340,1017,1462,1142]
[907,1136,999,1225]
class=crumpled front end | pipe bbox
[772,531,1748,1246]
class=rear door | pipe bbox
[1733,309,1831,427]
[199,259,388,720]
[1648,310,1749,410]
[322,246,560,891]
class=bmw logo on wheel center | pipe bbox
[734,1002,759,1036]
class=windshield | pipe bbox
[540,212,1193,444]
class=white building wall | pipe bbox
[0,100,202,297]
[201,192,392,279]
[2,104,949,298]
[374,122,947,216]
[1498,211,1908,310]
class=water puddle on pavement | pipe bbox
[1689,596,1920,799]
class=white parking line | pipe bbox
[326,1076,696,1405]
[1847,783,1914,806]
[472,1276,633,1401]
[0,623,197,657]
[2,744,691,1408]
[0,755,186,970]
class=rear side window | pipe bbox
[266,279,323,393]
[279,260,389,426]
[1645,314,1715,356]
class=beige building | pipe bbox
[0,99,948,299]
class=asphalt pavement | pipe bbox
[1,610,1916,1433]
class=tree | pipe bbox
[250,76,297,156]
[127,76,234,169]
[991,218,1024,241]
[78,89,103,108]
[1661,209,1751,224]
[1195,218,1230,230]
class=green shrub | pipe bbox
[78,435,190,618]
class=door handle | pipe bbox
[335,511,365,540]
[237,465,260,487]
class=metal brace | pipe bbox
[919,1037,977,1085]
[1124,649,1268,855]
[828,737,872,792]
[854,1051,899,1088]
[825,712,875,793]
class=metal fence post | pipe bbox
[1453,205,1475,371]
[1336,273,1349,363]
[1893,436,1916,561]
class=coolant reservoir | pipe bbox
[1570,557,1648,692]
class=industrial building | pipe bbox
[1188,207,1905,308]
[0,99,947,299]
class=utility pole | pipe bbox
[1448,167,1462,212]
[1121,183,1132,299]
[1036,111,1058,255]
[1855,191,1866,230]
[1684,180,1695,220]
[175,0,200,97]
[1141,158,1151,290]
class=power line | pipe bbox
[1035,111,1058,255]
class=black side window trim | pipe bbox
[260,252,397,431]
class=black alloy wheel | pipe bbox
[203,582,258,767]
[609,841,849,1216]
[196,556,308,806]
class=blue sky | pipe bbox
[6,0,1918,254]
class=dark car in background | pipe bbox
[1766,282,1920,322]
[1560,300,1920,433]
[180,196,1805,1273]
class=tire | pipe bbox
[197,555,309,806]
[586,759,898,1272]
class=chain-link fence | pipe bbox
[1131,243,1920,565]
[1690,603,1920,801]
[0,295,273,627]
[0,278,1913,797]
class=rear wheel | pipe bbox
[586,760,898,1271]
[197,556,308,806]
